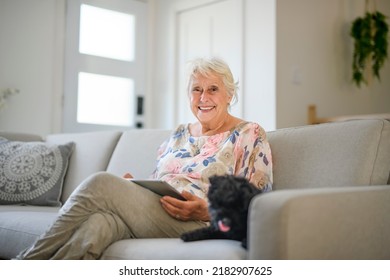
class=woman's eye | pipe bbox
[192,87,201,93]
[210,86,218,92]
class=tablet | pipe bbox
[131,179,186,201]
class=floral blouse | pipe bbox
[151,122,273,200]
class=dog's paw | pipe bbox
[181,227,225,242]
[180,228,204,242]
[180,232,192,242]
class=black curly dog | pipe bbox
[180,175,263,248]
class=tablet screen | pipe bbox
[131,179,186,201]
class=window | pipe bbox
[77,72,135,126]
[63,0,147,132]
[79,4,135,61]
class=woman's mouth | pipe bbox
[198,106,215,112]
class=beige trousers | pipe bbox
[16,172,207,260]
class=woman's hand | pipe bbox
[160,191,210,222]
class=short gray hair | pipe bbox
[186,57,238,105]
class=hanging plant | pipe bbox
[350,1,388,87]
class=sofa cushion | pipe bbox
[0,205,59,259]
[101,238,246,260]
[267,119,390,190]
[0,138,74,206]
[46,131,122,202]
[107,129,171,179]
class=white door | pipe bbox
[63,0,147,132]
[176,0,243,125]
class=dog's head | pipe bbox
[207,175,262,239]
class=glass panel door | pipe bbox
[63,0,147,132]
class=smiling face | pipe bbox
[189,72,232,129]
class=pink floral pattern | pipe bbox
[151,122,273,200]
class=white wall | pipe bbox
[0,0,65,135]
[276,0,390,128]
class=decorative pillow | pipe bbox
[0,137,74,206]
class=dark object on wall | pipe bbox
[350,1,388,87]
[137,96,144,115]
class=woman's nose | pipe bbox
[199,91,209,102]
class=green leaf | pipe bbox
[350,11,388,87]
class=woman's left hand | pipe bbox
[160,191,210,222]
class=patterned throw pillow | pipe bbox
[0,138,74,206]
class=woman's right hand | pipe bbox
[160,191,210,222]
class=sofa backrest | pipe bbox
[0,131,43,142]
[46,130,122,202]
[106,129,172,179]
[3,119,388,205]
[267,119,390,191]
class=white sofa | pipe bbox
[1,119,390,260]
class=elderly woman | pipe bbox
[17,57,272,259]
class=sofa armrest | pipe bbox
[248,185,390,259]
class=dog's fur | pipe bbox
[180,175,263,248]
